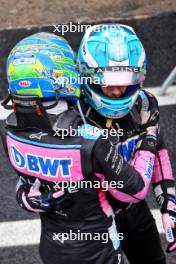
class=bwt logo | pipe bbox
[10,145,72,178]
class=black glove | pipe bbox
[16,178,73,213]
[135,131,157,154]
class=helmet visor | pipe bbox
[102,71,145,86]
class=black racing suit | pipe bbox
[1,109,156,264]
[78,89,169,264]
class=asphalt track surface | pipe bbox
[0,87,176,263]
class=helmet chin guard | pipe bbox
[84,83,140,119]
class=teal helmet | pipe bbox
[77,24,147,119]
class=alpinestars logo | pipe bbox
[29,132,48,140]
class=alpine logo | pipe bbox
[19,80,31,87]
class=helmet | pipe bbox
[77,24,147,119]
[7,32,80,104]
[4,33,80,130]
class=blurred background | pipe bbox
[0,0,176,263]
[0,0,175,28]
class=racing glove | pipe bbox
[16,177,73,213]
[135,130,157,155]
[153,180,176,253]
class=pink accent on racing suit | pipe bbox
[96,150,155,203]
[7,135,84,182]
[152,149,174,184]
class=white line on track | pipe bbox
[0,101,12,120]
[145,85,176,106]
[0,209,164,248]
